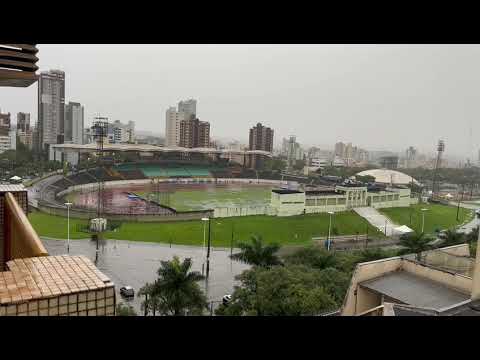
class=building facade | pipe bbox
[64,102,84,145]
[37,70,65,152]
[165,99,198,147]
[270,185,412,217]
[248,123,274,169]
[107,120,134,144]
[179,118,210,148]
[0,112,15,153]
[17,112,33,150]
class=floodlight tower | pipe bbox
[91,116,109,219]
[432,139,445,199]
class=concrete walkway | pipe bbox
[353,207,399,236]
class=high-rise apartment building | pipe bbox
[178,99,197,117]
[335,142,346,158]
[165,99,198,147]
[64,102,84,145]
[16,112,33,149]
[249,123,274,152]
[179,118,210,148]
[16,112,30,133]
[37,70,65,152]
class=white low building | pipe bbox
[270,184,413,216]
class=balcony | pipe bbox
[0,44,39,87]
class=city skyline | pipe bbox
[1,45,480,158]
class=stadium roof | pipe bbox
[51,143,272,157]
[356,169,419,185]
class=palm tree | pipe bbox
[149,256,207,316]
[138,282,161,316]
[466,226,479,244]
[399,232,436,261]
[230,235,282,268]
[441,229,465,246]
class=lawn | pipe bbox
[136,186,272,211]
[379,203,474,234]
[28,210,382,247]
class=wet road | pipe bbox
[42,238,250,314]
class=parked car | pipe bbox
[120,286,135,298]
[475,209,480,217]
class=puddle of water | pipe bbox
[42,238,250,315]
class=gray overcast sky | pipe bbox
[1,44,479,159]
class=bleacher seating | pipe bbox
[68,172,96,185]
[114,163,213,179]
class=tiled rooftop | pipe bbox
[0,184,25,192]
[0,255,113,305]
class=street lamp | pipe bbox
[64,202,73,253]
[201,217,209,252]
[201,217,212,278]
[327,211,334,251]
[421,208,428,234]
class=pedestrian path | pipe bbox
[353,207,399,236]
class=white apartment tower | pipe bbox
[64,102,84,145]
[165,99,197,147]
[38,70,65,151]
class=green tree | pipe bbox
[138,282,161,316]
[398,232,436,261]
[283,246,338,270]
[148,256,207,316]
[441,229,465,247]
[230,235,282,268]
[466,226,479,244]
[216,265,336,316]
[116,302,137,316]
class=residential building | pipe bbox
[64,102,84,145]
[178,99,197,117]
[334,142,346,158]
[37,70,65,152]
[249,123,274,152]
[339,242,480,316]
[248,123,274,169]
[286,135,303,169]
[179,117,210,148]
[16,112,30,133]
[107,120,135,144]
[165,99,198,147]
[0,112,15,153]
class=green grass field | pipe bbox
[136,186,272,211]
[28,210,382,247]
[379,203,474,234]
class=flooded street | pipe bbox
[42,238,250,314]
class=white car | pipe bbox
[476,209,480,216]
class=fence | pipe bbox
[36,203,213,222]
[213,205,274,218]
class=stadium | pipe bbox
[30,146,283,221]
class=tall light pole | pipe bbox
[201,217,209,275]
[421,208,428,234]
[64,202,73,253]
[327,211,334,251]
[206,217,212,278]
